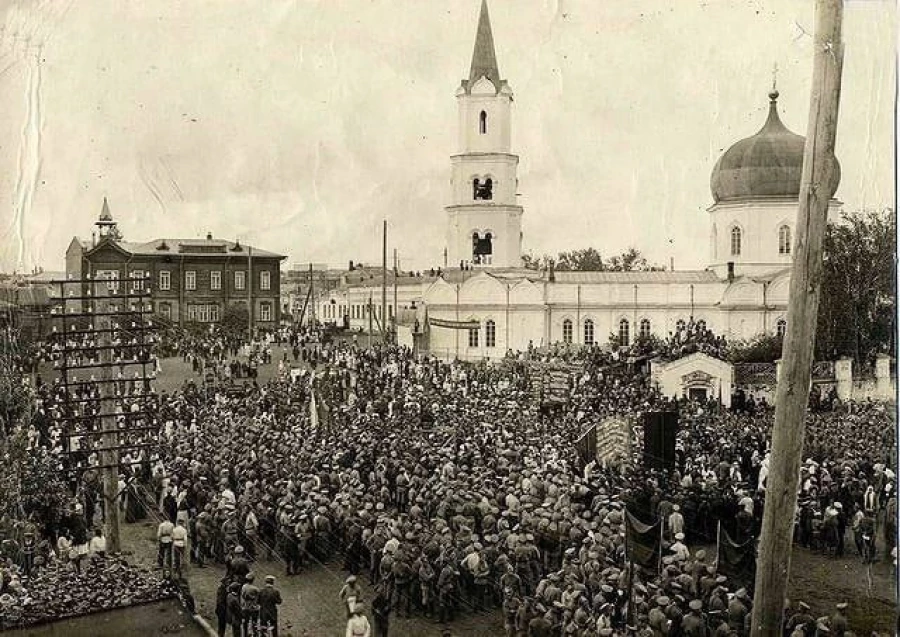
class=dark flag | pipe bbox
[625,510,661,568]
[574,424,597,468]
[717,526,756,589]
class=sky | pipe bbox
[0,0,894,273]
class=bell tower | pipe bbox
[446,0,523,269]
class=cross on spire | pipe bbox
[771,62,779,93]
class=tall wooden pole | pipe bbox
[393,249,398,342]
[750,1,843,632]
[381,220,388,342]
[308,262,315,329]
[247,246,253,342]
[98,279,121,552]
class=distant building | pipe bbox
[66,199,287,328]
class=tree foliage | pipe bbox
[222,304,250,335]
[816,208,895,365]
[522,247,663,272]
[727,333,784,363]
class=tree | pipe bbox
[556,248,605,271]
[521,252,550,271]
[727,333,785,363]
[605,247,664,272]
[816,208,895,365]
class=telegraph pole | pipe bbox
[393,249,398,343]
[751,1,844,632]
[381,220,388,343]
[96,280,121,553]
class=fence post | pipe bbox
[875,354,893,401]
[834,357,853,402]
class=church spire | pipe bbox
[468,0,501,89]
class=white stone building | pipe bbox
[317,1,843,361]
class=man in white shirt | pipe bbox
[172,520,188,576]
[157,518,174,569]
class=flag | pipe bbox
[625,510,661,568]
[717,527,756,589]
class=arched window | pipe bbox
[479,110,487,134]
[468,326,479,348]
[618,318,630,346]
[778,225,792,255]
[562,319,573,344]
[485,320,496,348]
[639,318,651,340]
[730,226,742,256]
[583,319,595,346]
[473,179,480,200]
[776,318,787,338]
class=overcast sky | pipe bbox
[0,0,894,273]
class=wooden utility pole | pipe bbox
[393,249,398,343]
[98,279,121,553]
[381,220,388,342]
[247,246,253,342]
[750,1,844,632]
[308,262,315,329]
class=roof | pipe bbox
[461,0,507,94]
[552,270,720,284]
[710,90,840,203]
[469,1,500,86]
[83,237,285,260]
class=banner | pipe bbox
[574,425,597,467]
[717,527,756,589]
[596,417,631,467]
[626,510,661,568]
[428,318,480,330]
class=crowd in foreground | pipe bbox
[0,325,896,636]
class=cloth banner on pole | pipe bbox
[625,510,661,568]
[574,425,597,467]
[717,527,756,590]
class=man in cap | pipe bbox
[648,596,669,636]
[786,601,815,634]
[240,572,261,636]
[681,599,707,636]
[157,515,174,570]
[727,588,750,633]
[258,575,282,637]
[371,581,392,637]
[829,602,848,637]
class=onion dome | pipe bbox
[710,90,840,203]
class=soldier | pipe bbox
[437,561,458,623]
[727,588,750,635]
[681,599,707,637]
[648,596,669,636]
[829,602,848,637]
[786,601,815,635]
[258,575,283,637]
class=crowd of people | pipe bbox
[0,323,895,635]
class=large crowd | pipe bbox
[0,324,896,635]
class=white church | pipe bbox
[316,0,842,361]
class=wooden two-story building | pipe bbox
[65,199,286,328]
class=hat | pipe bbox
[656,596,670,606]
[836,602,847,610]
[689,599,703,611]
[798,601,810,610]
[672,504,680,511]
[265,575,276,584]
[346,575,357,584]
[234,545,245,554]
[675,532,685,541]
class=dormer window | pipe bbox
[479,110,487,134]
